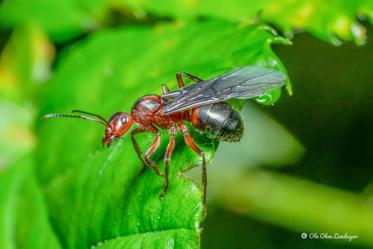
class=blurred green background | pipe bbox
[202,26,373,249]
[0,0,373,249]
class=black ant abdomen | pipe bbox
[192,102,243,142]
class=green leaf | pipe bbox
[37,20,288,248]
[94,229,198,248]
[37,20,289,183]
[0,157,61,249]
[44,139,203,249]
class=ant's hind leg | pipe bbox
[179,123,207,217]
[176,72,203,88]
[160,126,176,199]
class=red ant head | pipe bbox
[102,112,133,147]
[42,110,133,148]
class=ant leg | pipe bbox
[144,129,164,177]
[160,126,176,199]
[130,128,148,173]
[176,72,203,88]
[179,123,207,217]
[161,84,170,94]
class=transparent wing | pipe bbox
[162,66,286,114]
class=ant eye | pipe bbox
[121,116,127,123]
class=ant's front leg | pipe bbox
[130,128,148,173]
[176,72,203,88]
[131,127,164,177]
[143,128,164,177]
[160,126,176,199]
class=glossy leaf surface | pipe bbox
[36,21,288,248]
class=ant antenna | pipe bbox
[42,113,108,126]
[71,110,109,124]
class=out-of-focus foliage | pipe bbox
[205,111,373,245]
[0,25,53,169]
[0,156,61,249]
[0,0,104,42]
[1,0,373,44]
[215,169,373,245]
[0,25,53,101]
[212,104,305,170]
[124,0,372,45]
[0,102,34,169]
